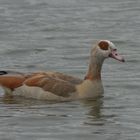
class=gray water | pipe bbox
[0,0,139,140]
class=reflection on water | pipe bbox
[1,95,63,105]
[81,98,103,120]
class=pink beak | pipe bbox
[109,49,125,62]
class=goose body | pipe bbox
[0,40,125,101]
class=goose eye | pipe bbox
[113,48,117,51]
[98,41,109,51]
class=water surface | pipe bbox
[0,0,140,139]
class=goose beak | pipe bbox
[109,49,125,62]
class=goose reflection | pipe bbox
[81,97,104,124]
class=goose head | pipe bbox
[91,40,125,63]
[85,40,125,81]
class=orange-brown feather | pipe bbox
[0,76,25,90]
[98,40,109,50]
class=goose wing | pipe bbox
[0,70,27,90]
[24,72,83,97]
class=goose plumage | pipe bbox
[0,40,125,101]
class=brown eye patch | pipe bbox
[98,41,109,50]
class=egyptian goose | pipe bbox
[0,40,125,101]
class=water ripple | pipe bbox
[0,0,139,140]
